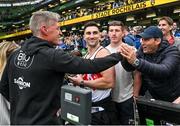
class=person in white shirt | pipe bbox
[106,20,134,125]
[69,21,118,125]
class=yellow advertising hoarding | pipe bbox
[0,0,179,40]
[59,0,179,26]
[0,30,32,40]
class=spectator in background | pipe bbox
[120,26,180,102]
[0,41,19,125]
[123,25,142,100]
[123,25,135,47]
[132,26,144,49]
[77,36,86,50]
[134,18,180,99]
[0,11,123,125]
[100,30,110,47]
[112,0,119,8]
[158,16,180,50]
[58,37,68,50]
[172,22,180,37]
[158,16,174,45]
[73,35,79,50]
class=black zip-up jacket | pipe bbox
[122,40,180,102]
[0,36,122,125]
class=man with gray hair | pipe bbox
[0,11,123,125]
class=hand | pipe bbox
[120,44,137,64]
[133,95,138,101]
[117,43,125,53]
[68,74,83,86]
[173,97,180,104]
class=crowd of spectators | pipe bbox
[6,21,180,54]
[0,0,147,35]
[0,5,34,21]
[59,0,145,21]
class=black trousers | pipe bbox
[91,96,119,125]
[114,97,134,125]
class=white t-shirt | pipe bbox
[106,45,133,102]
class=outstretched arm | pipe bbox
[52,49,122,74]
[120,43,180,78]
[68,48,115,89]
[173,97,180,104]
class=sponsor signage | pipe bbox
[0,0,179,39]
[59,0,179,26]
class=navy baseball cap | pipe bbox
[136,26,163,39]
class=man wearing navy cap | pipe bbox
[120,26,180,102]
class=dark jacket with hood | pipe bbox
[0,36,122,125]
[122,40,180,102]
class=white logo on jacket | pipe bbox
[14,50,34,69]
[14,77,31,90]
